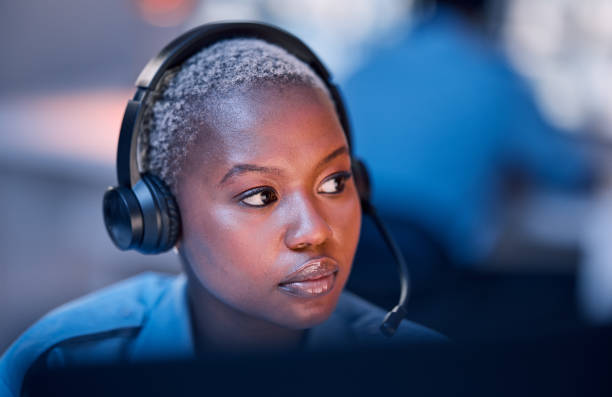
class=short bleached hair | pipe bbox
[138,38,331,194]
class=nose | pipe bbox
[284,193,332,250]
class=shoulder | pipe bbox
[0,272,176,397]
[329,291,448,347]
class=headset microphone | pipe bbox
[353,159,410,336]
[364,202,410,337]
[103,22,410,337]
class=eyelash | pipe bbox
[236,171,352,208]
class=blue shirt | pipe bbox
[0,272,444,396]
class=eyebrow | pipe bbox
[218,145,349,186]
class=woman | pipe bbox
[0,26,444,397]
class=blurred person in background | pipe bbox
[344,0,597,284]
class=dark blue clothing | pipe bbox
[0,272,445,397]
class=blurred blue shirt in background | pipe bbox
[344,7,594,265]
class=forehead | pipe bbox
[188,84,348,175]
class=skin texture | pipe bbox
[175,83,362,353]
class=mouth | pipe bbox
[278,257,339,298]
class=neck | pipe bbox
[185,274,306,355]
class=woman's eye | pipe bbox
[239,188,278,207]
[318,172,351,194]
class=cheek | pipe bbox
[181,203,281,301]
[328,192,362,263]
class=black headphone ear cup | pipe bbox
[103,186,144,250]
[141,174,181,253]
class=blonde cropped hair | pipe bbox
[138,38,330,194]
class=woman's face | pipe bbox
[175,83,362,330]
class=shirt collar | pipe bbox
[130,274,196,361]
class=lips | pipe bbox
[278,257,339,298]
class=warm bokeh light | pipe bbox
[132,0,197,27]
[0,89,131,167]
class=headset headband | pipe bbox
[116,22,352,188]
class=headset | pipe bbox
[102,22,409,337]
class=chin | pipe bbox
[281,293,342,330]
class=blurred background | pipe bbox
[2,0,612,353]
